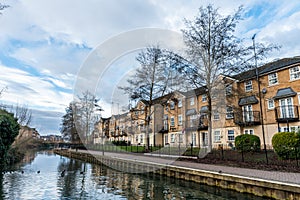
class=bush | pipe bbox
[235,134,261,153]
[272,132,300,159]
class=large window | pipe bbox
[202,94,207,102]
[171,134,175,143]
[245,80,253,92]
[226,106,234,119]
[139,134,143,143]
[226,84,232,95]
[214,130,221,142]
[268,73,278,85]
[170,116,175,126]
[228,130,235,141]
[170,101,175,110]
[178,133,183,143]
[178,99,182,108]
[190,97,195,106]
[213,111,220,120]
[290,66,300,80]
[192,133,197,146]
[178,115,182,126]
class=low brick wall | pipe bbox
[54,149,300,200]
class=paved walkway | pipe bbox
[71,149,300,186]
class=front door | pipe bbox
[201,132,208,147]
[280,97,294,118]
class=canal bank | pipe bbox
[54,149,300,200]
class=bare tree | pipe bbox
[172,5,279,153]
[5,104,32,126]
[73,91,102,144]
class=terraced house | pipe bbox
[94,56,300,149]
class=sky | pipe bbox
[1,0,300,135]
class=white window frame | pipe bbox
[214,130,221,142]
[190,97,194,106]
[228,130,235,141]
[267,99,275,110]
[213,111,220,120]
[268,73,278,85]
[192,133,197,146]
[298,94,300,105]
[245,80,253,92]
[170,101,175,110]
[226,84,232,95]
[178,133,183,143]
[171,134,175,143]
[178,115,182,126]
[226,106,234,119]
[178,99,182,108]
[290,66,300,81]
[202,94,207,102]
[139,134,143,143]
[244,129,254,135]
[170,116,175,127]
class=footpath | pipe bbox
[73,149,300,185]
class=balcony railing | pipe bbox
[234,111,261,126]
[275,105,299,123]
[186,117,208,131]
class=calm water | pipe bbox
[0,151,269,200]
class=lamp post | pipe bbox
[252,34,269,164]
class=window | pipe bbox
[213,111,220,120]
[228,130,235,141]
[164,135,168,144]
[244,129,254,135]
[268,73,278,85]
[290,66,300,80]
[298,94,300,105]
[268,99,275,109]
[192,133,197,146]
[245,80,253,92]
[135,135,139,143]
[189,115,197,127]
[170,116,175,126]
[202,94,207,102]
[178,99,182,108]
[190,97,194,106]
[226,106,234,119]
[170,101,175,110]
[163,120,168,130]
[226,84,232,95]
[178,115,182,125]
[171,134,175,143]
[178,133,183,143]
[214,130,221,142]
[140,106,144,114]
[139,134,143,143]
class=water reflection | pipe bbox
[1,151,270,200]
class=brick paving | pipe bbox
[73,149,300,186]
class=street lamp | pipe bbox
[252,34,269,164]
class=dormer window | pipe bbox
[178,99,182,108]
[202,94,207,102]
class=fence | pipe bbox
[72,143,300,169]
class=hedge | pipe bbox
[235,134,261,153]
[272,131,300,159]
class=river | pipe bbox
[0,151,270,199]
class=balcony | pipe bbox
[234,111,261,126]
[275,106,299,123]
[186,117,208,131]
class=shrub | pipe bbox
[235,134,261,153]
[272,132,300,159]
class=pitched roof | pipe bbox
[233,56,300,81]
